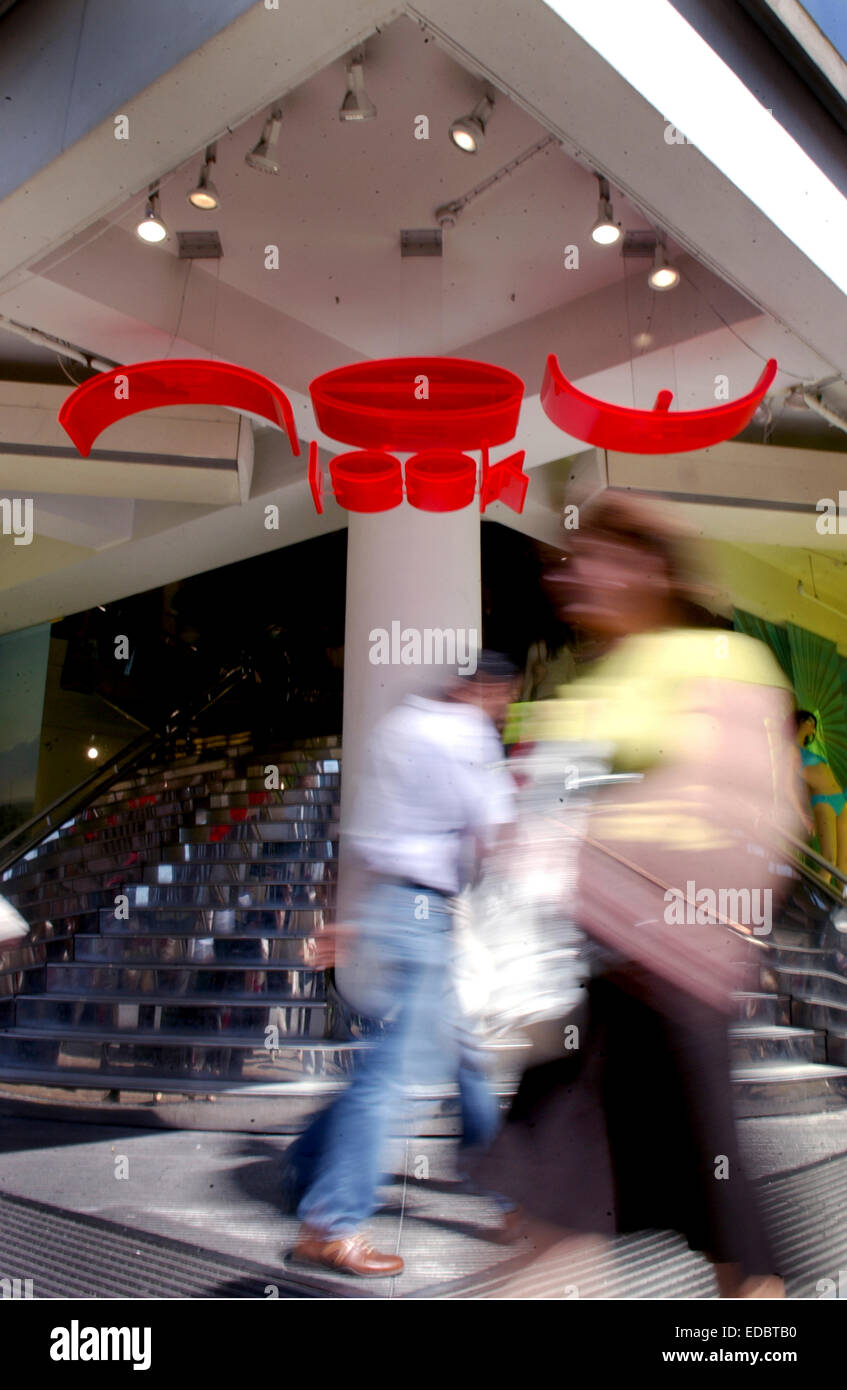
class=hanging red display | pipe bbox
[307,356,528,513]
[540,354,777,453]
[56,350,780,514]
[58,358,300,457]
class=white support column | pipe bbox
[335,501,481,1003]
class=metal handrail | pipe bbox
[513,755,847,930]
[771,824,847,894]
[0,659,254,875]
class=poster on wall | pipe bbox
[0,623,51,836]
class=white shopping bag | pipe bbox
[0,894,30,945]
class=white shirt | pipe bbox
[347,694,516,895]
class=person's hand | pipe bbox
[304,924,356,969]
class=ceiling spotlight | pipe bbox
[86,745,99,760]
[590,174,621,245]
[246,108,282,175]
[648,243,680,291]
[339,59,376,121]
[188,144,221,210]
[449,95,493,154]
[435,200,462,229]
[136,187,167,243]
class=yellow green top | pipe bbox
[505,628,791,774]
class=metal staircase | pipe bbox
[728,862,847,1114]
[0,735,352,1103]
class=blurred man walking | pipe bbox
[284,652,518,1277]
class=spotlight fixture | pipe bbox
[435,200,462,229]
[590,174,621,245]
[246,108,282,175]
[86,744,99,760]
[449,95,493,154]
[188,144,221,210]
[136,187,167,243]
[339,58,376,121]
[648,243,680,291]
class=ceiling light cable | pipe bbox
[796,582,847,619]
[436,133,556,226]
[801,389,847,436]
[0,314,119,373]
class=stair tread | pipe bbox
[729,1023,816,1037]
[18,991,328,1007]
[772,964,847,983]
[0,1025,355,1046]
[731,990,789,1000]
[731,1061,847,1078]
[0,1067,348,1095]
[49,961,320,972]
[80,930,325,939]
[98,929,327,938]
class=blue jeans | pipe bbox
[286,878,501,1237]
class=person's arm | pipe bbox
[455,726,517,874]
[785,747,815,835]
[800,759,840,796]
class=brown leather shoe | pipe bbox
[293,1225,404,1277]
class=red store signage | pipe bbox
[57,353,777,516]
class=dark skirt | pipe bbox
[472,968,776,1278]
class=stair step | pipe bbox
[0,1065,348,1101]
[110,760,231,793]
[122,884,333,906]
[0,966,48,997]
[74,934,324,965]
[731,991,791,1024]
[162,843,336,863]
[729,1023,822,1064]
[12,829,176,859]
[0,939,71,974]
[98,911,328,935]
[52,798,201,833]
[7,877,336,907]
[178,824,337,844]
[100,767,236,799]
[0,1033,357,1082]
[793,996,847,1028]
[205,785,339,803]
[11,996,330,1034]
[45,964,325,995]
[244,759,340,776]
[121,884,334,906]
[730,1060,847,1116]
[144,864,337,886]
[771,966,847,1005]
[212,776,340,793]
[194,807,338,825]
[5,844,338,887]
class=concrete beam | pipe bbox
[411,0,847,373]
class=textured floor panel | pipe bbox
[0,1191,330,1299]
[425,1153,847,1299]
